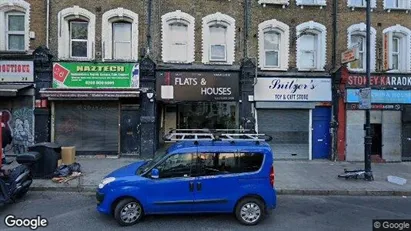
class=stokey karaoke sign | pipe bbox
[156,71,239,101]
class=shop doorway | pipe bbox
[177,102,238,129]
[120,105,141,156]
[312,107,331,159]
[370,123,382,157]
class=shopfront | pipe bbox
[345,74,411,162]
[156,71,240,139]
[253,77,332,160]
[0,60,35,155]
[40,62,141,156]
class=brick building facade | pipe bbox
[334,0,411,162]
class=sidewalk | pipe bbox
[26,157,411,196]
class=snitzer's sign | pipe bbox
[347,74,411,89]
[156,71,239,101]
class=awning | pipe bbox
[0,84,33,97]
[39,88,140,100]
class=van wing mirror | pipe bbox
[151,168,159,179]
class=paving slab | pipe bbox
[7,156,409,196]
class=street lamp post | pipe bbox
[364,0,374,181]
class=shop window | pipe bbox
[161,10,195,63]
[58,6,95,60]
[0,0,30,51]
[102,8,138,61]
[202,12,235,65]
[347,23,376,72]
[383,25,411,72]
[296,21,326,71]
[258,19,290,71]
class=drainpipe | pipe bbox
[332,0,337,68]
[331,0,338,161]
[46,0,50,48]
[243,0,249,58]
[146,0,152,56]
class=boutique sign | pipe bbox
[156,71,239,101]
[254,77,332,102]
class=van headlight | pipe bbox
[98,177,116,189]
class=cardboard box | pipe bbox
[61,146,76,164]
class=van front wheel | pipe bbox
[235,197,265,226]
[114,198,144,226]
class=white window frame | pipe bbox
[58,6,95,60]
[0,0,30,51]
[296,0,326,9]
[296,21,327,71]
[69,21,89,59]
[258,0,290,8]
[383,25,411,73]
[258,19,290,71]
[102,8,138,61]
[161,10,195,63]
[202,12,235,65]
[347,23,376,72]
[383,0,411,12]
[347,0,377,11]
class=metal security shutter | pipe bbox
[257,109,309,159]
[54,101,119,155]
[346,110,365,161]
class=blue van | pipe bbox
[96,134,276,226]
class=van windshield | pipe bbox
[136,151,168,175]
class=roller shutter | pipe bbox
[54,101,119,155]
[257,109,309,159]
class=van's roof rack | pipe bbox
[162,129,272,143]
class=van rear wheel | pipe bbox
[235,197,265,226]
[114,198,144,226]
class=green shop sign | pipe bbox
[52,62,139,88]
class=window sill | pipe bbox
[0,50,28,54]
[384,7,411,13]
[162,60,193,64]
[297,68,325,72]
[259,67,288,71]
[349,6,375,11]
[58,57,94,61]
[297,4,326,9]
[386,69,410,73]
[102,58,139,62]
[203,61,233,65]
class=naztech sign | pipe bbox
[156,71,239,101]
[52,62,139,88]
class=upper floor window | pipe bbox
[348,0,377,10]
[296,0,326,8]
[0,0,30,52]
[296,21,327,71]
[161,10,195,63]
[202,12,235,65]
[383,25,411,72]
[347,23,376,72]
[258,19,290,70]
[384,0,411,11]
[58,6,95,60]
[102,8,139,61]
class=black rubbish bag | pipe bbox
[53,165,71,177]
[68,162,81,173]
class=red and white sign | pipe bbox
[341,48,358,64]
[0,61,34,82]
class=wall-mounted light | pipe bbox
[146,89,155,102]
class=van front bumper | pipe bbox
[96,190,111,214]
